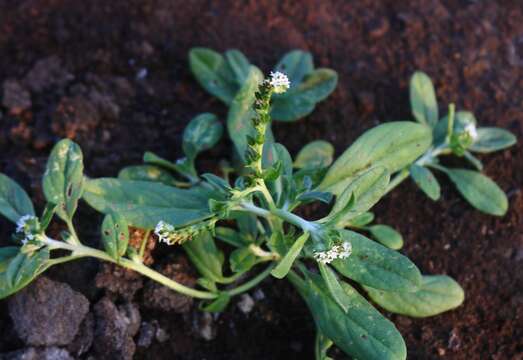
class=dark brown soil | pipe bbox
[1,1,522,359]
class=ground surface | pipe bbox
[0,1,522,359]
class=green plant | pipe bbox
[0,68,516,360]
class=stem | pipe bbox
[65,218,81,245]
[225,264,275,296]
[139,229,151,258]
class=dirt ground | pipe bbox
[0,1,522,359]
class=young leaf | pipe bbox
[294,140,334,170]
[443,168,508,216]
[410,71,438,127]
[332,230,421,291]
[42,139,84,221]
[320,122,432,195]
[202,293,231,313]
[271,69,338,122]
[188,48,239,104]
[367,225,404,250]
[409,164,441,201]
[230,246,257,273]
[101,212,129,260]
[83,178,220,229]
[271,232,309,279]
[182,113,223,161]
[0,248,50,300]
[227,66,264,160]
[345,212,375,228]
[469,127,517,153]
[364,275,464,317]
[290,271,406,360]
[319,263,351,313]
[183,231,225,283]
[325,166,389,225]
[0,174,35,223]
[273,50,314,85]
[118,165,178,186]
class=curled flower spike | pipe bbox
[15,215,41,245]
[154,219,217,245]
[464,122,478,140]
[268,71,290,94]
[313,241,352,264]
[16,214,37,233]
[154,220,179,245]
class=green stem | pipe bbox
[139,229,151,258]
[225,264,275,297]
[65,218,81,245]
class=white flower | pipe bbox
[313,241,352,264]
[154,220,175,245]
[464,123,478,140]
[16,215,37,233]
[269,71,290,93]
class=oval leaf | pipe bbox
[364,275,464,318]
[83,178,219,229]
[367,225,404,250]
[409,164,441,201]
[0,248,49,299]
[445,168,508,216]
[0,174,35,223]
[291,271,407,360]
[410,71,438,127]
[469,127,517,153]
[273,50,314,85]
[332,230,421,291]
[320,122,432,195]
[42,139,84,221]
[118,165,178,186]
[101,213,129,260]
[294,140,334,169]
[182,113,223,161]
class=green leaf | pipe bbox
[101,212,129,260]
[42,139,84,221]
[215,227,245,247]
[364,275,464,317]
[271,232,309,279]
[409,164,441,201]
[202,293,231,313]
[83,178,218,229]
[294,140,334,169]
[0,174,35,223]
[230,246,257,273]
[315,332,334,360]
[189,48,239,104]
[319,263,352,313]
[271,69,338,122]
[291,271,406,360]
[346,212,375,228]
[182,113,223,161]
[296,191,333,205]
[367,225,404,250]
[227,66,264,160]
[332,230,421,291]
[463,151,483,171]
[224,50,251,86]
[273,50,314,85]
[469,127,517,153]
[0,247,19,272]
[320,122,432,195]
[410,71,438,127]
[325,166,390,225]
[183,231,225,283]
[118,165,178,186]
[444,168,508,216]
[0,248,50,299]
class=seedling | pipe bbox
[0,67,516,360]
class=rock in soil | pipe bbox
[8,277,89,347]
[66,313,94,357]
[0,347,74,360]
[92,297,140,360]
[142,256,196,313]
[95,263,143,301]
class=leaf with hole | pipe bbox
[101,212,129,261]
[364,275,464,317]
[42,139,84,221]
[0,174,35,223]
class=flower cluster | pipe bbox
[16,215,40,244]
[154,219,216,245]
[268,71,290,94]
[464,122,478,140]
[313,241,352,264]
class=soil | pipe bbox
[1,1,522,359]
